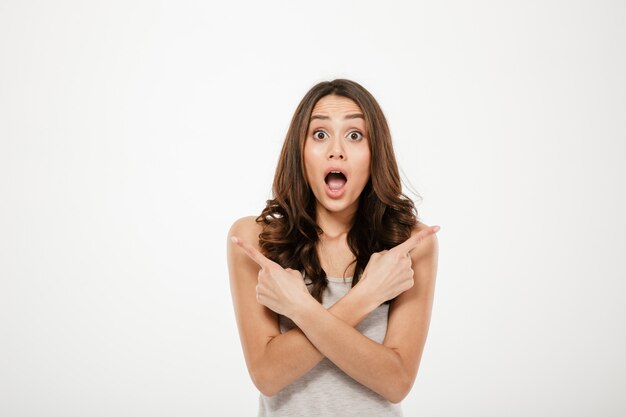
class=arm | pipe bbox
[229,217,438,402]
[256,282,380,396]
[227,217,381,396]
[289,224,439,403]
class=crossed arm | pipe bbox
[249,282,399,400]
[227,217,439,403]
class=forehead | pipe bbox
[310,95,362,116]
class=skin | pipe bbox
[227,95,440,403]
[304,95,371,235]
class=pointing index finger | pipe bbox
[231,236,276,269]
[391,225,440,255]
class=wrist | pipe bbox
[351,279,383,313]
[290,295,321,327]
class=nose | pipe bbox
[327,138,345,160]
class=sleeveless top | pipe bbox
[257,274,404,417]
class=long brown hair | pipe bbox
[256,79,418,305]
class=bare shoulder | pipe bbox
[410,221,439,261]
[227,215,264,248]
[227,215,266,282]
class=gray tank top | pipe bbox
[257,275,404,417]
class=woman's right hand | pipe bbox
[358,225,440,305]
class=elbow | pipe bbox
[385,361,414,404]
[386,380,409,404]
[248,339,283,397]
[258,385,280,398]
[250,365,280,398]
[387,378,411,404]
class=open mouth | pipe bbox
[324,171,347,191]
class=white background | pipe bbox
[1,1,625,416]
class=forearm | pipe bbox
[255,283,378,396]
[291,298,409,403]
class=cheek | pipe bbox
[304,141,325,160]
[356,149,371,181]
[303,144,318,184]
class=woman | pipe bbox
[227,79,440,416]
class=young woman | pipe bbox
[227,79,440,416]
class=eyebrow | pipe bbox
[310,113,365,121]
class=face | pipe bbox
[303,94,371,217]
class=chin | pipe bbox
[316,194,359,214]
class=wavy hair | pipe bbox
[256,79,418,305]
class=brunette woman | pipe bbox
[227,79,440,417]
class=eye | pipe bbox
[313,130,328,140]
[347,131,363,141]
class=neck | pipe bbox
[315,203,356,240]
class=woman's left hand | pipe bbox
[231,236,312,318]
